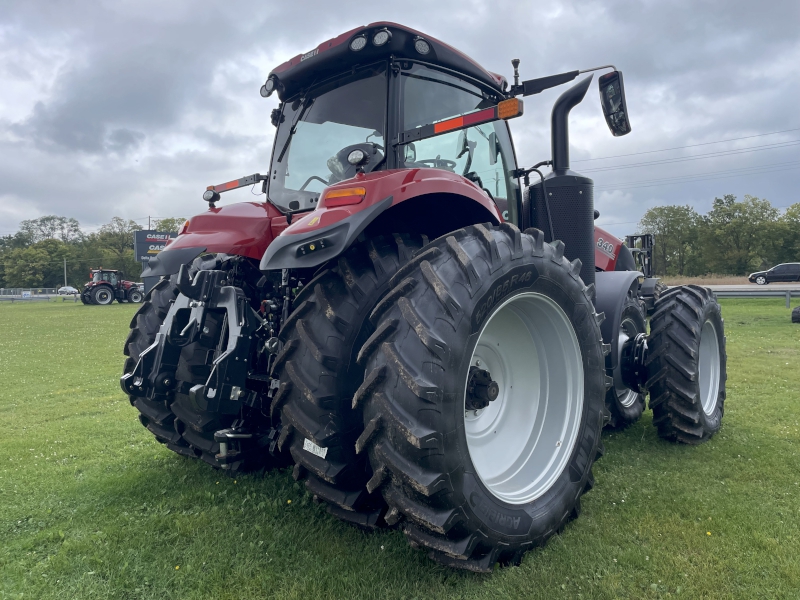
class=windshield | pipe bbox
[267,63,387,212]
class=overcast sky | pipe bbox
[1,0,798,239]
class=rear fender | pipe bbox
[595,271,642,379]
[142,202,284,277]
[260,168,501,271]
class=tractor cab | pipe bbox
[264,53,520,223]
[91,269,120,285]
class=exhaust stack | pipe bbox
[526,74,596,288]
[551,75,593,173]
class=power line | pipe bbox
[595,160,800,189]
[580,140,800,173]
[573,127,800,162]
[595,162,800,192]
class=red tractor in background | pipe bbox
[121,23,726,572]
[81,268,144,305]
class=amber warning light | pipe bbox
[398,99,523,144]
[321,186,367,208]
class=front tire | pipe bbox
[357,225,607,571]
[605,291,647,428]
[647,285,727,443]
[128,289,143,303]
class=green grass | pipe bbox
[1,298,798,599]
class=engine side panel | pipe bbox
[594,225,624,272]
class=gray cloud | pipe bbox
[1,0,798,238]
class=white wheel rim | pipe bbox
[698,319,721,415]
[464,292,584,505]
[616,315,641,408]
[96,290,111,304]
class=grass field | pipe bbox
[1,298,798,599]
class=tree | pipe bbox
[2,239,68,288]
[18,215,83,243]
[638,205,700,276]
[151,217,186,233]
[703,195,780,274]
[778,203,800,263]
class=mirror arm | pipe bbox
[509,65,617,97]
[510,70,579,97]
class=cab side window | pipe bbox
[399,65,516,211]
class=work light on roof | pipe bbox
[350,35,367,51]
[372,28,391,46]
[260,76,276,98]
[413,37,430,55]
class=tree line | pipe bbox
[639,195,798,277]
[0,216,184,289]
[1,194,796,287]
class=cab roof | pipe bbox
[267,22,507,101]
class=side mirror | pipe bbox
[598,71,631,136]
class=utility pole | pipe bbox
[64,257,67,287]
[148,216,151,230]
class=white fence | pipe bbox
[0,288,58,296]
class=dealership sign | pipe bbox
[134,230,178,262]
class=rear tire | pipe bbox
[274,234,426,528]
[647,285,727,443]
[792,306,800,323]
[124,278,194,458]
[605,292,646,429]
[358,225,607,571]
[92,286,114,305]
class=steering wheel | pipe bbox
[417,158,457,170]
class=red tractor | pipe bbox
[81,269,144,305]
[121,23,726,572]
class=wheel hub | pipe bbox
[465,366,500,411]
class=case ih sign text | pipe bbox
[133,231,178,263]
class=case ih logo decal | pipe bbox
[301,48,319,62]
[596,237,616,259]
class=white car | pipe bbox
[57,286,79,295]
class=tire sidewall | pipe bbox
[607,299,646,423]
[93,286,113,305]
[696,299,726,431]
[438,258,605,543]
